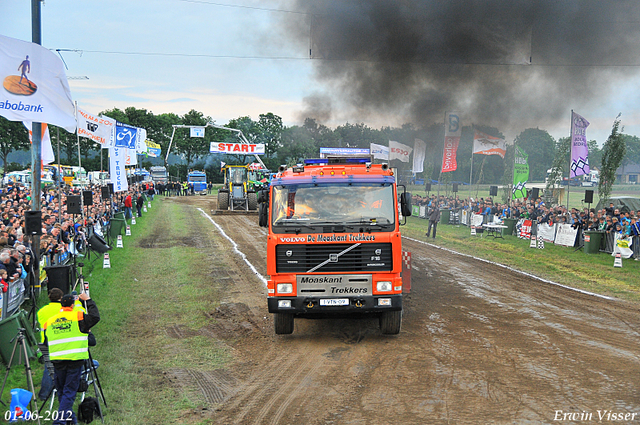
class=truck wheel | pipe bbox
[379,310,402,335]
[218,191,229,210]
[247,192,258,211]
[274,313,294,334]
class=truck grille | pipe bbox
[276,243,392,273]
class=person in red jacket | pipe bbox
[124,193,133,219]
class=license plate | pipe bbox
[320,298,349,306]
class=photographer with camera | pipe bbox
[42,292,100,425]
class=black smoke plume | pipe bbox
[280,0,640,135]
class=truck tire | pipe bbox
[380,310,402,335]
[274,313,294,334]
[247,192,258,211]
[218,191,229,210]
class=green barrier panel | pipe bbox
[109,219,126,239]
[0,311,38,365]
[583,231,604,254]
[412,205,420,217]
[440,209,450,224]
[503,218,517,236]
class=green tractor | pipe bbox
[248,168,272,192]
[218,164,258,211]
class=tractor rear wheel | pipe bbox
[217,191,229,210]
[247,192,258,210]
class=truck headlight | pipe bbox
[376,281,392,292]
[277,283,293,294]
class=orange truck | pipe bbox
[258,156,412,335]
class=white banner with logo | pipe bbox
[77,107,116,146]
[554,223,578,247]
[389,141,412,163]
[210,142,265,155]
[370,143,389,160]
[537,222,557,243]
[109,147,128,192]
[125,148,137,166]
[0,35,76,132]
[190,127,205,138]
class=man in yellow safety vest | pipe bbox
[43,293,100,425]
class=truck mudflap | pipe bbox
[268,294,402,315]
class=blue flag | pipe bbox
[115,122,137,149]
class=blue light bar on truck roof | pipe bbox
[304,156,373,165]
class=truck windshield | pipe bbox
[272,183,395,226]
[189,175,206,182]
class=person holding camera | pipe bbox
[43,292,100,425]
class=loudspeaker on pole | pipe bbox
[101,186,110,200]
[107,183,114,195]
[584,190,594,204]
[452,183,458,193]
[489,186,498,196]
[25,210,42,235]
[531,187,540,200]
[425,182,432,192]
[83,190,93,206]
[67,195,82,215]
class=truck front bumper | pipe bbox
[268,294,402,316]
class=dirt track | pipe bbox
[172,196,640,424]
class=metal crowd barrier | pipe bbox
[1,278,25,321]
[603,231,615,254]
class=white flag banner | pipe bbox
[389,141,412,163]
[136,128,147,154]
[370,143,389,160]
[109,147,128,192]
[413,139,426,173]
[190,127,205,138]
[125,148,137,166]
[0,34,76,132]
[24,122,54,164]
[77,107,116,146]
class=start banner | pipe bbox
[210,142,265,155]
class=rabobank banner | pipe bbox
[109,147,128,192]
[0,35,76,132]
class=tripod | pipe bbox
[0,328,41,424]
[80,349,107,423]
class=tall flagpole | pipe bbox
[75,101,82,169]
[31,0,43,278]
[469,153,474,200]
[511,143,517,218]
[437,111,445,200]
[567,110,573,210]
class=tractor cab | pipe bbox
[218,165,258,211]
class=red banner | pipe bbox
[441,112,461,172]
[519,219,532,239]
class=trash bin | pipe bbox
[503,218,517,237]
[114,211,125,221]
[0,311,38,365]
[109,219,126,239]
[583,231,604,254]
[440,209,450,224]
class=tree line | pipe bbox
[1,107,637,187]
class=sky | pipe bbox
[2,0,640,147]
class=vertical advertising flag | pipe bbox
[413,139,426,173]
[125,148,137,166]
[25,122,55,164]
[473,129,507,158]
[0,35,76,132]
[512,146,529,199]
[441,112,461,172]
[370,143,389,160]
[389,141,412,163]
[570,111,590,177]
[136,128,147,154]
[77,108,116,146]
[109,147,128,192]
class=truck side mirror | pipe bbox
[400,192,412,217]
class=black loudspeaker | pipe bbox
[531,187,540,200]
[83,190,93,206]
[107,183,114,194]
[67,195,81,214]
[24,210,42,235]
[44,264,71,294]
[452,183,458,193]
[585,190,594,204]
[101,186,110,200]
[88,232,110,253]
[489,186,498,196]
[425,182,431,192]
